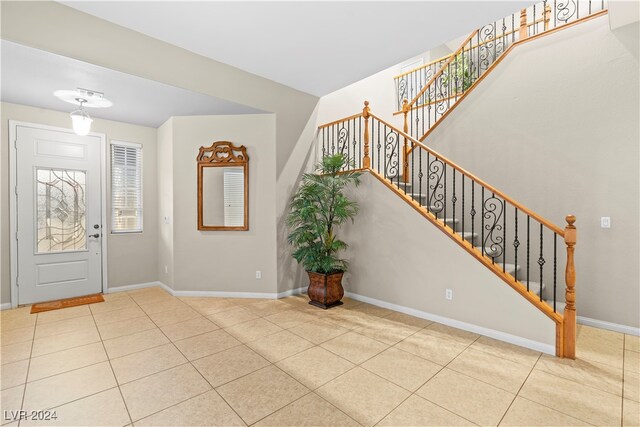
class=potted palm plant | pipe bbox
[287,154,361,309]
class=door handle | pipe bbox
[89,233,101,238]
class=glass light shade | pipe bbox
[70,109,93,136]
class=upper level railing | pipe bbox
[318,102,577,358]
[394,0,608,141]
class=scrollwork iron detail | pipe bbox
[482,195,504,258]
[556,0,577,23]
[384,130,399,178]
[428,158,445,212]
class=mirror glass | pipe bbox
[201,166,245,227]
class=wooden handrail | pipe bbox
[368,111,565,236]
[407,30,479,108]
[318,112,363,129]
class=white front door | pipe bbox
[14,123,104,305]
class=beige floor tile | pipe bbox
[362,347,441,392]
[350,303,394,318]
[246,300,293,317]
[207,307,259,328]
[276,346,354,389]
[383,312,432,329]
[111,343,187,384]
[321,331,388,364]
[1,341,32,365]
[31,327,100,358]
[101,291,132,301]
[416,368,514,426]
[265,310,315,330]
[623,398,640,427]
[135,389,244,426]
[338,298,364,309]
[224,318,283,343]
[129,293,175,307]
[92,307,146,327]
[138,299,188,315]
[421,323,480,346]
[355,317,420,346]
[316,367,409,427]
[255,392,359,426]
[289,319,349,345]
[535,353,623,396]
[247,330,314,362]
[89,296,137,314]
[0,326,35,346]
[28,342,107,382]
[323,310,373,331]
[120,363,211,421]
[227,297,269,306]
[469,335,541,368]
[626,335,640,353]
[173,329,240,360]
[519,369,621,426]
[103,328,169,359]
[217,365,309,425]
[576,324,624,369]
[159,316,218,341]
[1,359,29,389]
[147,306,201,327]
[182,298,237,316]
[21,387,130,427]
[500,396,590,426]
[378,394,474,426]
[97,316,157,341]
[625,370,640,402]
[626,350,640,373]
[36,305,91,325]
[34,316,95,339]
[1,385,24,416]
[1,316,36,332]
[279,295,312,308]
[395,329,467,366]
[193,345,270,387]
[448,347,532,393]
[22,362,116,411]
[1,306,32,321]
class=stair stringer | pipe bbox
[340,172,556,353]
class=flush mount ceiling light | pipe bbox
[54,88,113,136]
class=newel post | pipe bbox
[362,101,371,169]
[563,215,577,359]
[402,99,410,183]
[544,4,552,31]
[519,8,528,40]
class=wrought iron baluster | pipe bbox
[533,4,537,35]
[377,121,381,172]
[358,117,362,169]
[426,152,431,213]
[527,216,531,290]
[471,181,476,248]
[419,148,423,206]
[554,232,558,312]
[539,224,545,302]
[503,199,506,272]
[443,164,447,223]
[411,134,415,202]
[462,175,465,241]
[481,187,485,256]
[514,208,519,282]
[452,170,456,233]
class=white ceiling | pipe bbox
[0,40,264,128]
[62,1,529,96]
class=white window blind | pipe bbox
[223,168,244,227]
[111,141,143,233]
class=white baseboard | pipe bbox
[345,291,556,355]
[0,303,12,311]
[578,316,640,336]
[110,281,306,300]
[106,281,163,293]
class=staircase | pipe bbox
[393,0,608,142]
[311,1,619,359]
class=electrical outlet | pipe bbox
[255,271,262,279]
[164,265,168,274]
[445,289,453,300]
[601,217,611,228]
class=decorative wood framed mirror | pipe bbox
[197,141,249,231]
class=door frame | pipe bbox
[8,120,108,308]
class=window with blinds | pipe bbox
[111,141,143,233]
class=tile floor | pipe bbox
[0,287,638,426]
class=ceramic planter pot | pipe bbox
[307,270,344,309]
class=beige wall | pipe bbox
[0,102,159,303]
[425,17,639,328]
[341,174,556,348]
[0,1,318,177]
[165,114,278,294]
[157,119,174,287]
